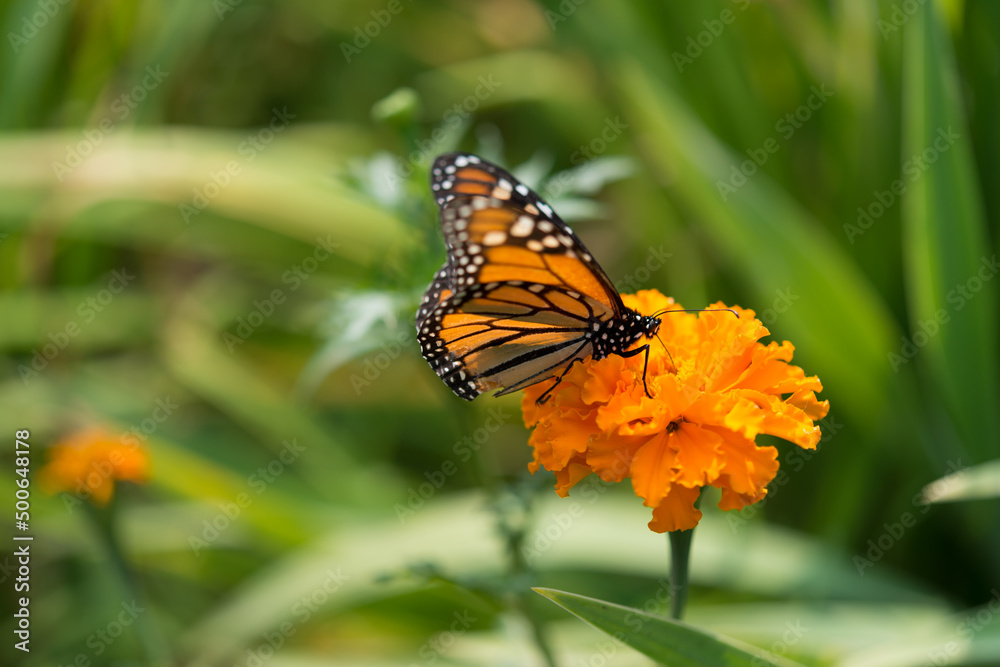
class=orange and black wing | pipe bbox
[417,276,608,400]
[430,152,624,313]
[417,153,624,400]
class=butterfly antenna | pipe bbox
[651,307,740,319]
[654,332,678,372]
[649,308,737,373]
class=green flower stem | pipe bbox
[457,406,556,667]
[509,526,559,667]
[668,527,695,621]
[86,499,172,667]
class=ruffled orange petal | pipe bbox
[708,426,779,497]
[544,409,598,469]
[788,388,830,422]
[586,431,648,482]
[736,389,823,449]
[648,485,703,533]
[553,458,593,496]
[717,485,767,512]
[669,422,725,488]
[520,289,827,534]
[582,355,628,404]
[629,431,677,507]
[684,392,764,439]
[596,383,650,434]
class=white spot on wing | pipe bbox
[510,216,534,237]
[483,231,507,246]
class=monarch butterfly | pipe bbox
[416,152,661,403]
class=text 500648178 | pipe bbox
[13,429,32,653]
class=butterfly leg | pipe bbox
[618,344,653,398]
[536,357,585,405]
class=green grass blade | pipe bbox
[535,587,804,667]
[921,459,1000,504]
[900,1,1000,463]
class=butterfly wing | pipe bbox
[430,152,624,313]
[419,278,609,399]
[417,153,626,400]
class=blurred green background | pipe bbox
[1,0,999,665]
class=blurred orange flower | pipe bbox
[40,426,150,506]
[522,290,829,533]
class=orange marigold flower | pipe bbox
[40,426,150,506]
[522,289,829,533]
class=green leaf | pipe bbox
[922,459,1000,504]
[900,2,1000,463]
[534,587,804,667]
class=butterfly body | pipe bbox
[416,152,660,402]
